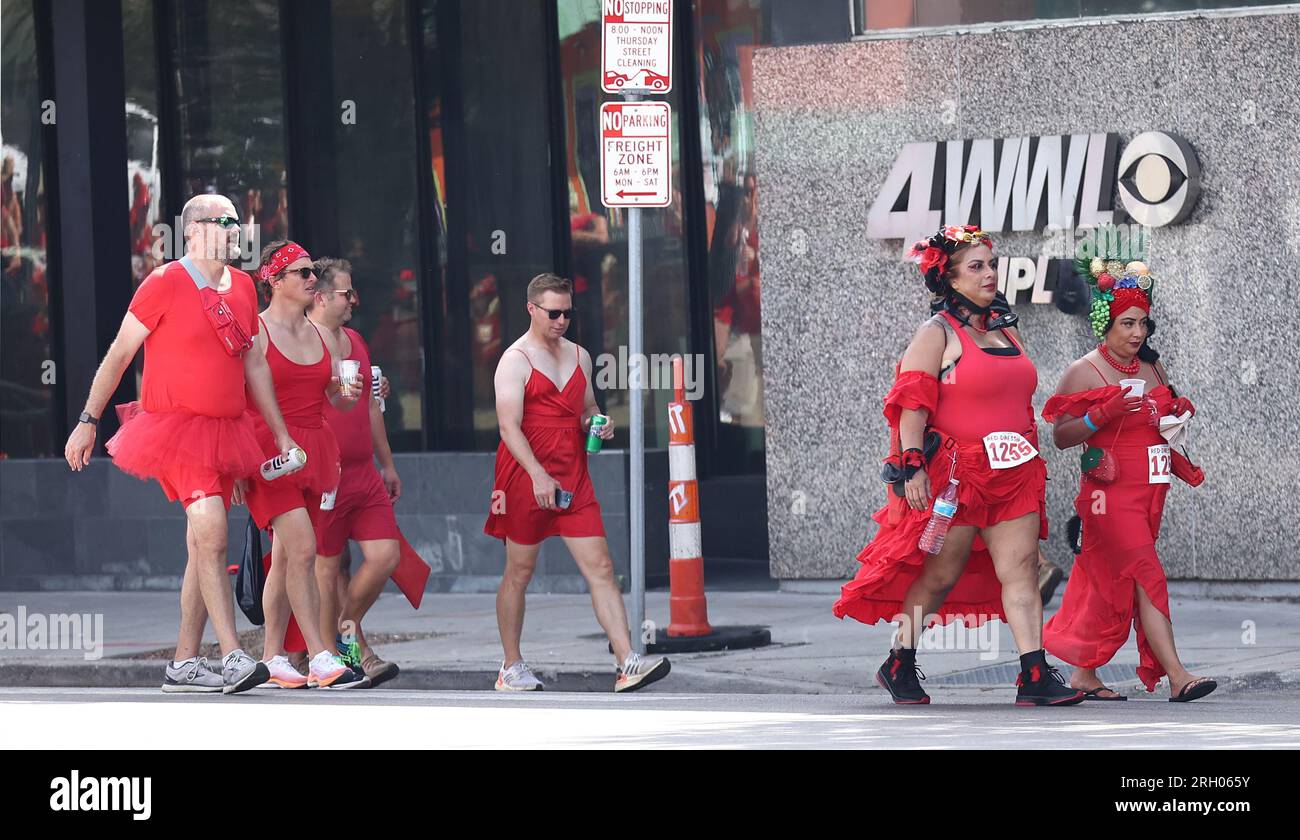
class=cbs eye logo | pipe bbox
[1116,131,1201,227]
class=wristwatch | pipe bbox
[78,411,99,427]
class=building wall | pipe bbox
[754,11,1300,580]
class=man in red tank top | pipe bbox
[306,257,419,687]
[486,273,670,693]
[63,194,294,695]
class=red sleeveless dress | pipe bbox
[833,312,1047,628]
[244,318,342,529]
[1041,364,1181,692]
[484,345,605,545]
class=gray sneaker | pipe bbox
[161,656,223,693]
[221,648,270,694]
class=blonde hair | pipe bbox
[526,272,572,302]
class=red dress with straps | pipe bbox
[484,345,605,545]
[243,318,341,529]
[833,312,1048,628]
[1041,369,1182,691]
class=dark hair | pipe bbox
[1103,314,1160,362]
[527,272,572,301]
[923,243,984,297]
[312,257,353,297]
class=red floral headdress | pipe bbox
[907,225,994,287]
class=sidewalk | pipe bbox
[2,590,1297,695]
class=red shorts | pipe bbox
[156,463,236,510]
[315,462,399,556]
[246,479,323,530]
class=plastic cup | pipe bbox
[339,360,361,397]
[1120,378,1145,410]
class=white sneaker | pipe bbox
[495,660,544,692]
[258,654,307,689]
[614,652,670,693]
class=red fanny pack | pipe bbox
[181,257,253,356]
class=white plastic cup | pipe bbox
[1120,378,1145,410]
[339,360,361,398]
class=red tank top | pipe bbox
[251,316,331,429]
[323,327,374,464]
[928,311,1037,441]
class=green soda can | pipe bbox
[586,414,609,453]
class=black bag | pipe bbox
[881,429,942,497]
[235,515,266,626]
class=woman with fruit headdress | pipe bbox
[1040,250,1215,702]
[834,224,1084,708]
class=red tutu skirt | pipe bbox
[833,430,1047,629]
[105,407,264,482]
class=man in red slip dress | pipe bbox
[1042,254,1215,702]
[485,272,670,693]
[305,256,430,687]
[243,240,365,690]
[63,193,283,695]
[833,225,1083,707]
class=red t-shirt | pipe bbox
[323,326,375,465]
[130,260,259,418]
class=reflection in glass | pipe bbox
[0,0,56,457]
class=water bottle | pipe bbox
[918,478,960,555]
[586,414,609,453]
[371,365,385,413]
[260,447,307,481]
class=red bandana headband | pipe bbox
[1109,287,1150,322]
[257,241,311,281]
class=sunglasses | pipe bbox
[281,267,317,281]
[531,302,575,320]
[197,216,241,228]
[328,288,359,304]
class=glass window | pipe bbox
[325,0,424,452]
[557,0,692,449]
[122,0,163,397]
[694,0,768,473]
[168,0,288,257]
[1,0,57,458]
[855,0,1280,32]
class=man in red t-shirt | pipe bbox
[303,258,424,686]
[64,193,298,695]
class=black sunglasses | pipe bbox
[281,267,316,281]
[531,302,574,320]
[197,215,241,228]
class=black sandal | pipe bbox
[1082,685,1127,701]
[1169,677,1217,703]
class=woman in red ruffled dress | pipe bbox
[834,225,1083,707]
[1042,258,1215,702]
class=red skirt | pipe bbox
[833,429,1047,628]
[106,408,263,483]
[484,420,604,545]
[1043,442,1172,691]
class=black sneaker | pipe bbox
[875,648,930,705]
[1015,652,1085,706]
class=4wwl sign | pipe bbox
[601,0,673,93]
[601,101,671,208]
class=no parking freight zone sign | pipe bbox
[600,101,671,208]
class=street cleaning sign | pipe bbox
[600,0,673,93]
[600,101,672,208]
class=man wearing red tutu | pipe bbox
[834,225,1083,707]
[485,273,670,693]
[245,240,366,690]
[63,194,287,694]
[1041,250,1215,702]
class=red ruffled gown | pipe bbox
[1041,383,1177,691]
[834,313,1047,628]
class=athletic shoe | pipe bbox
[495,660,544,692]
[360,653,400,688]
[257,654,308,689]
[336,638,371,688]
[161,656,223,693]
[308,651,368,689]
[221,649,270,694]
[1015,651,1085,706]
[876,648,930,705]
[614,652,670,693]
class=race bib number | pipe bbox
[1148,444,1172,485]
[320,488,338,511]
[982,431,1038,469]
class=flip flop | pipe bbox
[1082,686,1127,701]
[1169,677,1218,703]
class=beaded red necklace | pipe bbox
[1097,342,1140,375]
